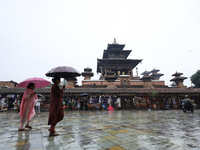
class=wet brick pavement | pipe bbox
[1,110,200,150]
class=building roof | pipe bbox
[172,72,183,76]
[150,68,160,73]
[107,44,125,51]
[151,73,164,77]
[1,87,200,95]
[103,42,132,59]
[103,50,132,59]
[170,77,188,81]
[0,80,18,84]
[141,70,151,75]
[97,59,142,73]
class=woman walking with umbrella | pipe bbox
[18,83,37,131]
[48,77,65,136]
[17,77,51,131]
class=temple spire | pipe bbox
[112,38,118,44]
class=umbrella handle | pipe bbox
[63,79,66,91]
[63,78,66,86]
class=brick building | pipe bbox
[0,80,18,88]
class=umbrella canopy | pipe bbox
[45,66,81,78]
[108,106,114,111]
[18,77,51,88]
[37,94,45,101]
[81,93,89,97]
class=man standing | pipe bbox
[80,97,84,111]
[48,77,65,136]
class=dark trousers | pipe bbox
[85,105,88,111]
[69,104,72,110]
[80,104,84,111]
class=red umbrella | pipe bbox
[18,77,51,88]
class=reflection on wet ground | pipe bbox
[0,110,200,150]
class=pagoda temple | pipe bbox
[170,71,188,88]
[82,39,166,88]
[140,69,165,88]
[150,68,164,80]
[97,38,142,79]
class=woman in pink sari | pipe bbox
[18,83,37,131]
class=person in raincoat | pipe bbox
[18,83,37,131]
[48,77,65,136]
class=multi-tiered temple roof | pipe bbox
[150,68,164,80]
[170,71,188,88]
[97,39,142,77]
[141,69,164,80]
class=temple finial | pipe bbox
[112,38,118,44]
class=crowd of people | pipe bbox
[17,78,197,136]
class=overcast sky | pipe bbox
[0,0,200,87]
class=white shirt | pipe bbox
[35,99,41,106]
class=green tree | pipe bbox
[190,70,200,88]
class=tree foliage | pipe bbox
[190,70,200,88]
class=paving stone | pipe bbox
[98,141,117,149]
[92,137,108,143]
[1,110,200,150]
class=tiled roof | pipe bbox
[172,72,183,76]
[0,87,200,94]
[170,77,188,81]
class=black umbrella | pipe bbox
[81,93,89,97]
[45,66,81,78]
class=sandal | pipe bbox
[49,132,59,136]
[18,128,27,131]
[25,125,33,129]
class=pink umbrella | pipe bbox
[18,77,51,88]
